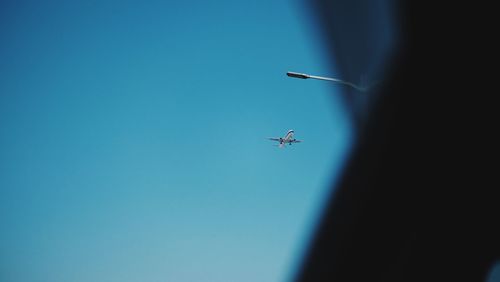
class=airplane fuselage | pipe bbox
[277,130,297,147]
[268,130,301,148]
[281,130,295,144]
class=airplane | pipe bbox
[268,130,302,148]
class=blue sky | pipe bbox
[0,1,352,281]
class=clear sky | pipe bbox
[0,1,352,281]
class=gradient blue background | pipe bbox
[0,1,353,281]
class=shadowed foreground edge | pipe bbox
[296,1,499,281]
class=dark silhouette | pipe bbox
[296,1,499,281]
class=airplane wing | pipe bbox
[291,139,302,143]
[268,138,281,141]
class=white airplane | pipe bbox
[268,130,302,148]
